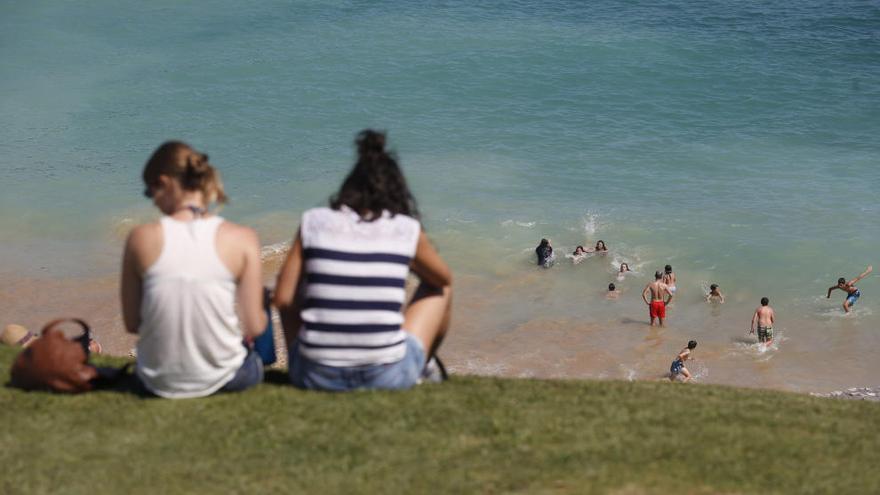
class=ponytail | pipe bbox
[143,141,228,205]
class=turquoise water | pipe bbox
[1,1,878,388]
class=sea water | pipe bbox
[1,0,878,392]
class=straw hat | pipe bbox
[1,324,37,347]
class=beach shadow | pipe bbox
[263,369,290,386]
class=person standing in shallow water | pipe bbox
[750,297,775,344]
[536,238,554,267]
[274,129,452,391]
[827,265,872,313]
[662,265,677,295]
[642,271,673,327]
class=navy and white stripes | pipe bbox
[298,207,421,367]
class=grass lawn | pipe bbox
[1,346,878,495]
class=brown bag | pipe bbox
[10,319,98,393]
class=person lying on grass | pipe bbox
[274,129,452,391]
[121,141,268,398]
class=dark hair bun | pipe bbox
[356,130,386,156]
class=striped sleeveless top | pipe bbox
[298,206,421,367]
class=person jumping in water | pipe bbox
[750,297,775,344]
[827,265,872,313]
[642,271,674,327]
[706,284,724,304]
[670,340,697,382]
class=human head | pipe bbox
[608,283,615,291]
[710,284,718,292]
[665,264,672,274]
[330,129,419,221]
[655,271,663,280]
[620,263,629,271]
[596,240,606,250]
[540,238,550,248]
[575,245,585,254]
[687,340,697,350]
[837,277,847,285]
[142,141,227,212]
[760,297,769,306]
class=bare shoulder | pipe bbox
[126,222,162,253]
[217,220,260,251]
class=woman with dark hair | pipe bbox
[121,141,268,398]
[274,130,452,391]
[536,238,555,267]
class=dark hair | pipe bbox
[665,265,672,273]
[330,130,418,221]
[710,284,718,291]
[143,141,227,204]
[608,283,615,291]
[655,271,663,280]
[687,340,697,349]
[539,238,550,248]
[761,297,769,306]
[596,240,607,250]
[838,277,846,285]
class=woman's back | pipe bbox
[136,216,246,398]
[297,206,421,367]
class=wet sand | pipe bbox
[2,255,877,396]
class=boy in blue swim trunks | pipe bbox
[827,265,872,314]
[669,340,697,382]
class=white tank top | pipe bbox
[135,216,246,399]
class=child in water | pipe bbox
[606,283,620,300]
[750,297,775,344]
[706,284,724,303]
[617,262,632,281]
[827,265,872,313]
[670,340,697,382]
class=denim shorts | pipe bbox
[289,333,426,392]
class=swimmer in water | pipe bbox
[827,265,872,313]
[606,282,620,300]
[662,265,677,295]
[572,245,587,257]
[706,284,724,304]
[750,297,775,344]
[617,262,632,281]
[670,340,697,382]
[642,271,674,327]
[536,238,555,268]
[590,240,608,254]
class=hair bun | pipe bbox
[356,129,386,156]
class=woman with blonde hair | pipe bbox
[274,130,452,391]
[121,141,267,398]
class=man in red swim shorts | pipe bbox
[642,270,674,327]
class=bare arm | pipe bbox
[410,231,452,289]
[236,227,267,339]
[750,309,758,333]
[273,230,305,347]
[120,232,143,334]
[642,284,651,305]
[850,265,873,285]
[770,309,775,325]
[664,285,674,305]
[827,286,839,298]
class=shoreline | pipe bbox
[2,263,877,398]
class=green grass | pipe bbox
[1,346,878,495]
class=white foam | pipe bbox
[260,241,290,260]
